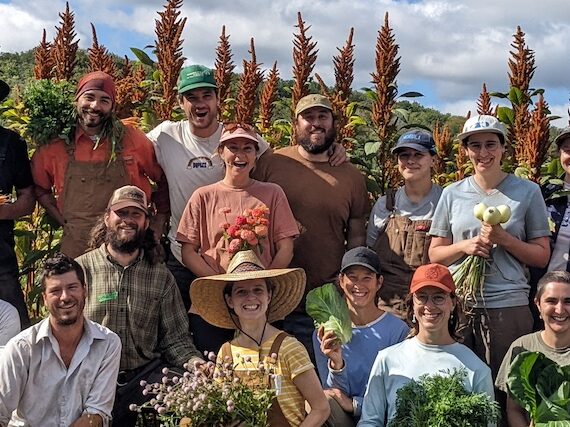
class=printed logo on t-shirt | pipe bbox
[187,156,214,170]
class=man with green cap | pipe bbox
[0,79,35,329]
[146,66,348,318]
[252,93,369,358]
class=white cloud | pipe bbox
[1,0,569,117]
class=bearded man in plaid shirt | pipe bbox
[77,185,202,426]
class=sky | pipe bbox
[1,0,569,125]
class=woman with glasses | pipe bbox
[367,129,442,318]
[358,264,494,426]
[176,124,299,354]
[428,115,550,382]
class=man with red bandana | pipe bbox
[31,71,166,258]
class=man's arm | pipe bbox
[73,333,122,427]
[36,188,64,226]
[346,217,366,249]
[0,186,35,221]
[0,339,30,426]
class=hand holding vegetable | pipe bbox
[461,234,492,258]
[306,283,353,345]
[317,327,344,370]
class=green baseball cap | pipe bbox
[177,65,218,94]
[295,94,333,116]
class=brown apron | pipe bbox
[220,332,291,427]
[373,190,432,318]
[60,145,129,258]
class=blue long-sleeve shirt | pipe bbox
[312,312,409,417]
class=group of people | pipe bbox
[0,61,567,427]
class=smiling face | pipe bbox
[76,89,113,135]
[413,286,455,335]
[339,265,382,310]
[179,87,219,137]
[104,206,149,253]
[295,107,336,154]
[558,138,570,181]
[536,281,570,337]
[396,148,434,182]
[43,271,86,326]
[464,132,505,175]
[226,279,271,323]
[219,137,257,178]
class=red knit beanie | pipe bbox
[75,71,116,103]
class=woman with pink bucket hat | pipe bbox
[428,116,550,386]
[176,123,299,355]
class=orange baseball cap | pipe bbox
[410,263,456,294]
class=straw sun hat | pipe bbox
[190,250,306,329]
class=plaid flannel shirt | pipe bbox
[78,245,201,370]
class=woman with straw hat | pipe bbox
[191,249,330,427]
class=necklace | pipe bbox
[238,322,268,348]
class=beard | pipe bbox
[78,107,112,130]
[297,126,336,154]
[105,226,146,254]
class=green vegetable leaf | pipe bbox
[305,283,352,344]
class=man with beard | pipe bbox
[146,65,347,313]
[31,71,166,258]
[0,79,34,329]
[76,185,202,426]
[0,252,121,427]
[252,94,369,357]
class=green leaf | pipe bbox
[305,283,352,344]
[497,106,515,125]
[130,47,155,66]
[508,86,525,106]
[399,91,423,98]
[364,141,380,156]
[489,92,509,99]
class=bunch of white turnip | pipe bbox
[452,203,511,306]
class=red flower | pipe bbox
[227,225,240,238]
[235,216,248,226]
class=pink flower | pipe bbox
[235,216,248,226]
[218,207,232,215]
[252,205,269,218]
[240,229,256,242]
[243,209,253,216]
[227,225,240,238]
[229,239,242,254]
[259,218,269,226]
[254,225,268,237]
[220,222,231,230]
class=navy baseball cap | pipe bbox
[341,247,381,274]
[391,129,436,155]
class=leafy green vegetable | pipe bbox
[22,79,75,146]
[507,351,570,426]
[305,283,352,344]
[388,369,500,427]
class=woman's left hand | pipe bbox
[324,388,353,413]
[480,222,508,246]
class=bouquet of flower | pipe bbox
[131,351,277,427]
[219,205,270,258]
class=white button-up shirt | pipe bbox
[0,317,121,427]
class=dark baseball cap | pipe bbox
[341,247,381,274]
[554,127,570,148]
[391,129,436,155]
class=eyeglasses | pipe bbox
[465,141,500,152]
[413,293,448,306]
[223,123,256,134]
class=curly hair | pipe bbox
[41,252,85,291]
[87,211,164,265]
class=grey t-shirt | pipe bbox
[495,331,570,392]
[429,175,550,308]
[367,185,442,247]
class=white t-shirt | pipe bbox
[0,300,19,349]
[147,121,270,263]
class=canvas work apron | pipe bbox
[373,191,432,318]
[60,146,129,258]
[220,332,291,427]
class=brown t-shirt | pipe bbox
[252,146,369,307]
[176,180,299,273]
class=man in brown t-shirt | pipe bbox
[252,94,369,358]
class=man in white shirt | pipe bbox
[0,299,19,349]
[0,253,121,427]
